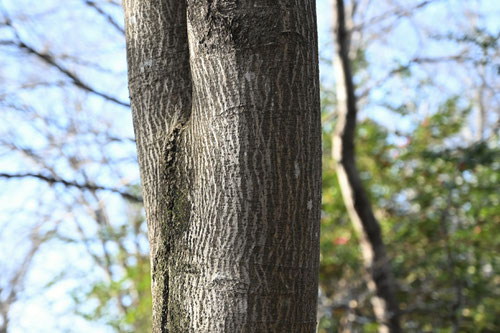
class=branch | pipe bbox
[353,0,441,32]
[0,9,129,107]
[410,54,470,64]
[0,224,57,326]
[357,53,470,101]
[0,173,142,203]
[16,41,130,107]
[103,0,122,7]
[84,0,125,35]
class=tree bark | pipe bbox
[123,1,322,332]
[331,1,401,332]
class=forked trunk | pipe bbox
[123,1,322,331]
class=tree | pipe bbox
[122,1,322,331]
[318,0,499,332]
[1,1,498,332]
[331,0,400,332]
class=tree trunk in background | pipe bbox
[0,315,6,333]
[331,1,401,332]
[123,1,322,331]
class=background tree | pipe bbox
[318,0,500,331]
[331,0,400,331]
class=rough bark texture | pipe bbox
[331,1,401,332]
[123,1,321,332]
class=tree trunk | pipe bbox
[331,1,401,332]
[123,1,322,332]
[0,313,7,333]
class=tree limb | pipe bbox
[16,40,130,107]
[0,10,129,107]
[83,0,125,35]
[0,172,142,203]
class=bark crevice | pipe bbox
[159,124,191,333]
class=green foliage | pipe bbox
[70,207,152,333]
[318,95,500,332]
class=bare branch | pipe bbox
[353,0,441,32]
[0,9,129,107]
[357,53,471,101]
[16,40,130,107]
[410,54,470,64]
[0,224,57,332]
[84,0,125,35]
[0,173,142,203]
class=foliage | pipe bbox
[318,96,500,332]
[70,206,152,333]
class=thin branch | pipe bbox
[357,53,470,101]
[0,224,57,330]
[410,54,470,64]
[84,0,125,35]
[103,0,122,7]
[353,0,441,32]
[16,40,130,107]
[0,172,142,203]
[0,9,129,107]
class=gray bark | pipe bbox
[331,0,401,332]
[0,313,7,333]
[123,1,322,332]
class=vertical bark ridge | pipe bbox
[179,1,321,331]
[331,0,401,332]
[123,0,192,332]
